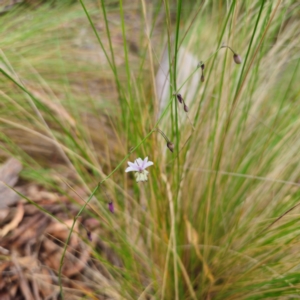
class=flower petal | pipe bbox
[143,157,149,163]
[125,167,137,173]
[125,161,140,172]
[141,157,148,169]
[144,161,154,169]
[135,170,149,182]
[136,158,143,166]
[128,161,139,169]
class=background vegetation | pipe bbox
[1,0,300,299]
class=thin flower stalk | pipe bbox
[154,128,174,153]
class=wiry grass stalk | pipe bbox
[56,59,203,296]
[58,183,100,298]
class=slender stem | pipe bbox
[100,0,117,73]
[119,0,131,93]
[99,0,122,101]
[178,3,204,50]
[154,128,171,143]
[220,45,236,54]
[260,203,300,235]
[79,0,113,71]
[58,184,100,298]
[244,201,300,247]
[172,1,182,298]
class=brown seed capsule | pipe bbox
[167,141,174,153]
[201,74,205,82]
[176,93,183,104]
[233,53,242,64]
[184,104,189,112]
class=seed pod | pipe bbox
[184,104,189,112]
[201,74,205,82]
[167,142,174,153]
[233,53,242,64]
[201,63,205,70]
[176,93,183,104]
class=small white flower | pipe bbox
[125,157,154,182]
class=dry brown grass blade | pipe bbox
[260,202,300,235]
[27,85,76,128]
[184,215,215,284]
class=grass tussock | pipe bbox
[1,0,300,299]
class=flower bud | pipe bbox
[176,93,183,104]
[108,201,114,213]
[87,231,92,241]
[184,104,189,112]
[201,75,205,82]
[167,141,174,153]
[197,61,204,68]
[201,63,205,70]
[233,53,242,64]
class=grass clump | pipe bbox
[1,0,300,299]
